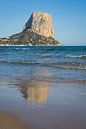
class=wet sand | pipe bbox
[0,112,28,129]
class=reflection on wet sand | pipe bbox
[17,68,52,104]
[19,80,50,104]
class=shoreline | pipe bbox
[0,44,62,46]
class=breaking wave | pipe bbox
[0,60,86,70]
[0,60,40,65]
[66,55,86,59]
[48,62,86,70]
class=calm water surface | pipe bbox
[0,46,86,129]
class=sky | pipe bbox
[0,0,86,46]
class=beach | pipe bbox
[0,112,28,129]
[0,46,86,129]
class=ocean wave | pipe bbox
[66,55,86,59]
[48,62,86,70]
[0,60,40,65]
[0,60,86,70]
[56,66,86,70]
[15,48,26,50]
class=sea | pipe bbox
[0,46,86,129]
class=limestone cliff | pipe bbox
[0,11,62,46]
[25,12,54,37]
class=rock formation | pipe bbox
[25,12,54,37]
[0,11,62,46]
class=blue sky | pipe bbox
[0,0,86,46]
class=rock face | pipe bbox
[0,11,62,46]
[25,12,54,37]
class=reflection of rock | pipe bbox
[20,80,50,104]
[31,67,53,80]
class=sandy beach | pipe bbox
[0,112,28,129]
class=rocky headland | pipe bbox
[0,12,62,46]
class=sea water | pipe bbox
[0,46,86,129]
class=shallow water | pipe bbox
[0,46,86,129]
